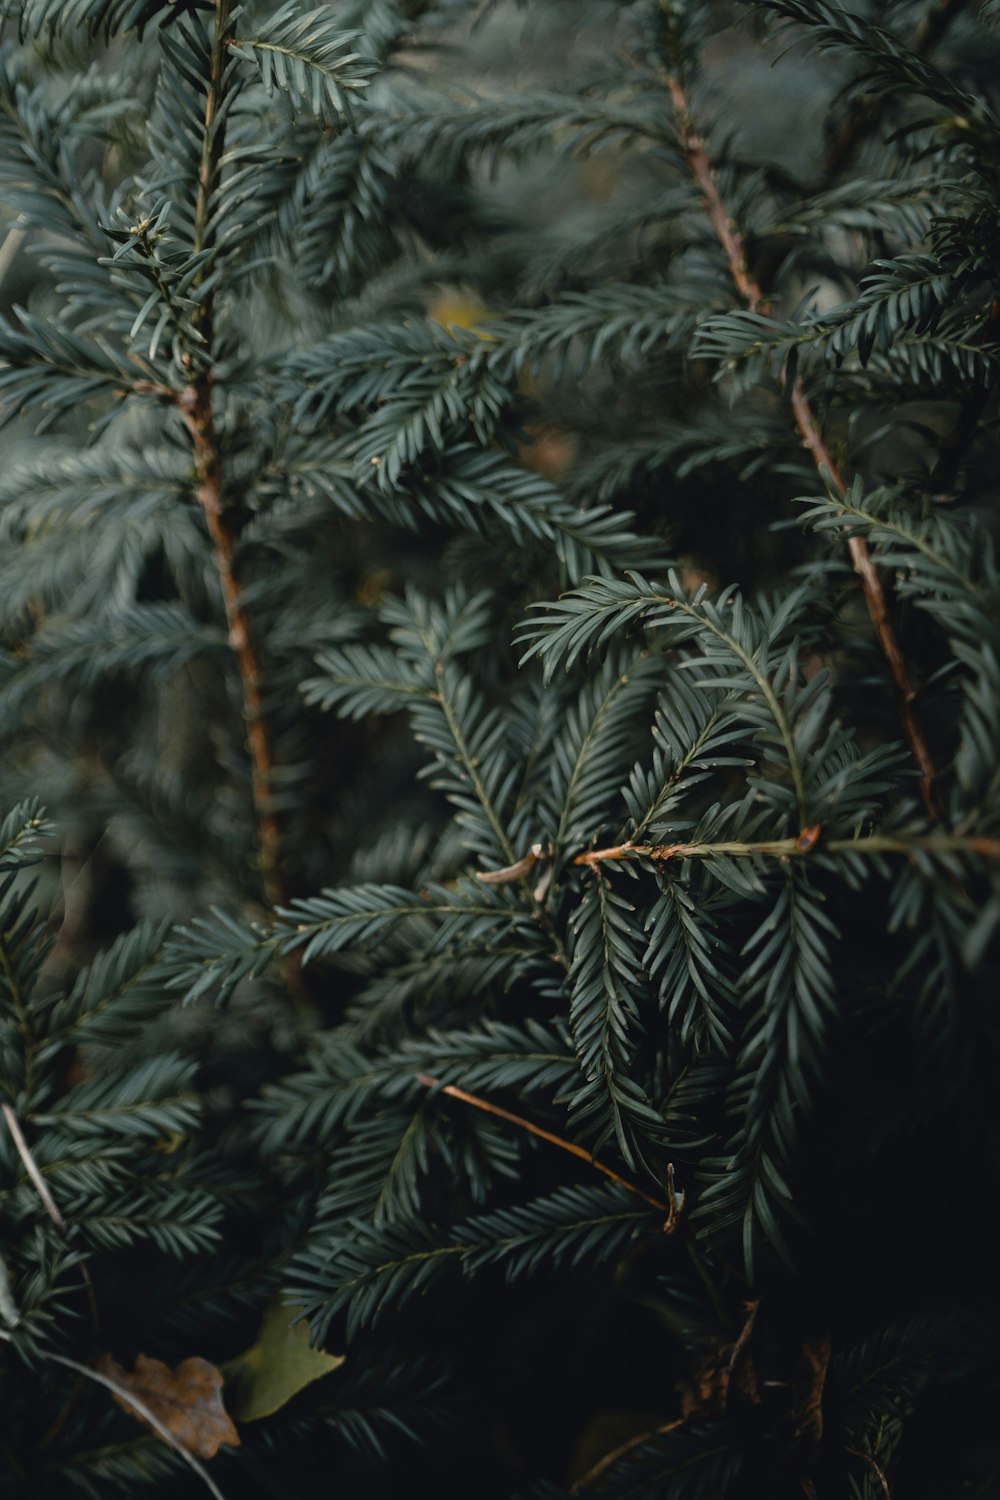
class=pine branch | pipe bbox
[228,3,376,128]
[291,1183,654,1342]
[175,0,284,907]
[660,61,939,819]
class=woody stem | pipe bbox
[179,390,284,907]
[416,1074,669,1212]
[574,834,1000,868]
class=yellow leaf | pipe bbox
[225,1298,345,1423]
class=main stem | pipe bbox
[180,0,284,907]
[179,392,283,907]
[663,72,939,821]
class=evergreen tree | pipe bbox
[1,1,999,1496]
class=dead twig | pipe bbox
[417,1074,675,1218]
[2,1103,65,1227]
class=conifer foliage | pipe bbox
[2,0,1000,1496]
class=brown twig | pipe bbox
[416,1074,672,1216]
[573,832,1000,869]
[663,71,940,820]
[2,1104,64,1227]
[177,387,283,908]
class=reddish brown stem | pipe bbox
[416,1074,671,1215]
[664,71,939,820]
[665,74,763,313]
[179,386,284,907]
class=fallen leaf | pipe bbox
[98,1352,240,1459]
[225,1298,345,1423]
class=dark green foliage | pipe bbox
[2,1,1000,1497]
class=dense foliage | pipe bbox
[2,0,1000,1495]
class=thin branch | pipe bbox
[2,1103,64,1226]
[416,1074,672,1215]
[574,832,1000,869]
[662,69,940,820]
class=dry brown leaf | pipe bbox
[98,1352,241,1459]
